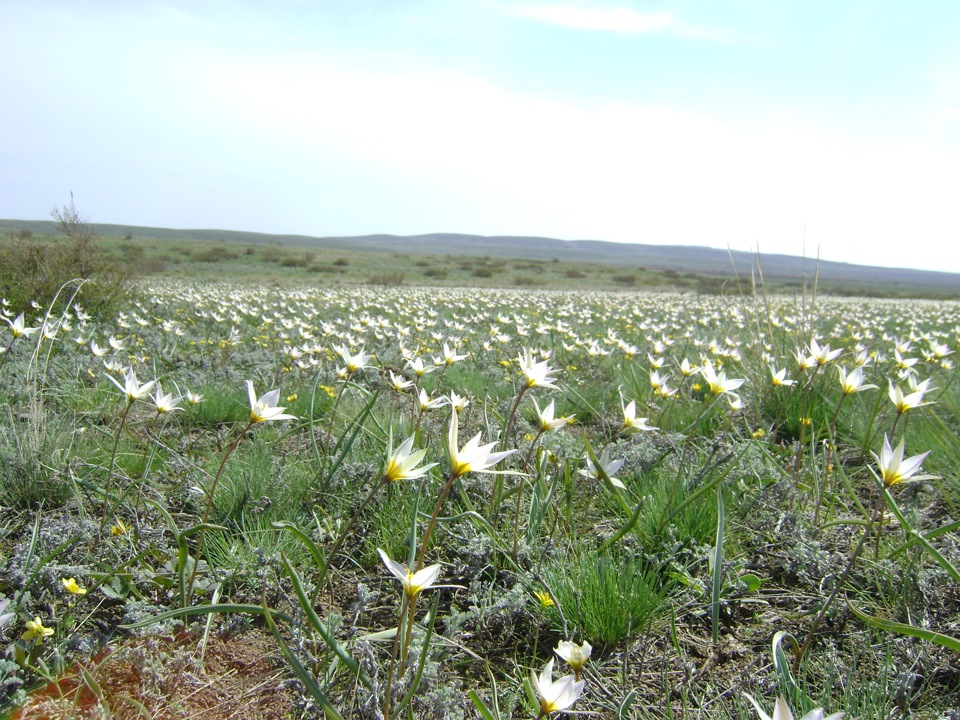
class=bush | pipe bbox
[366,271,405,286]
[0,197,138,318]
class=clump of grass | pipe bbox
[543,549,671,648]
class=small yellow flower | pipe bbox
[801,417,813,426]
[534,590,555,609]
[692,383,702,392]
[319,385,336,399]
[286,393,298,402]
[752,428,766,439]
[62,578,87,595]
[111,519,129,536]
[22,617,54,642]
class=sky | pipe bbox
[2,1,960,274]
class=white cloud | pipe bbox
[184,53,960,270]
[514,4,673,34]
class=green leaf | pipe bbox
[711,484,724,646]
[468,690,500,720]
[263,599,344,720]
[740,573,762,592]
[279,552,370,687]
[848,600,960,652]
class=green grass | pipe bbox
[2,279,959,719]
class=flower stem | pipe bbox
[417,471,459,570]
[312,474,388,607]
[490,386,528,519]
[100,399,134,533]
[320,380,349,491]
[186,419,254,605]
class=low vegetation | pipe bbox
[0,234,958,718]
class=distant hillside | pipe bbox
[4,219,959,294]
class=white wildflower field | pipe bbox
[2,280,959,719]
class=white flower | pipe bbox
[621,396,656,432]
[377,548,442,599]
[554,640,592,674]
[107,367,156,403]
[874,434,935,487]
[383,435,436,483]
[152,383,183,414]
[533,397,573,432]
[531,659,584,715]
[334,345,371,374]
[4,313,39,339]
[581,448,625,489]
[837,366,876,396]
[744,693,843,720]
[518,348,560,390]
[447,410,516,479]
[246,381,297,423]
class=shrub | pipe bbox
[0,197,138,318]
[195,246,239,263]
[366,271,405,286]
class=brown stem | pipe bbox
[417,471,459,570]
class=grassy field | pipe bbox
[5,223,959,298]
[0,234,959,718]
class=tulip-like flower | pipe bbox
[334,345,371,375]
[531,658,584,717]
[837,366,876,396]
[448,390,470,413]
[438,342,468,366]
[621,397,656,432]
[808,338,843,367]
[246,381,297,423]
[744,693,843,720]
[769,366,795,387]
[888,379,934,415]
[533,398,574,432]
[152,383,183,414]
[447,409,516,480]
[383,435,437,483]
[581,448,626,489]
[699,364,744,397]
[874,435,935,487]
[406,356,436,378]
[417,387,447,413]
[388,370,413,392]
[518,348,560,390]
[3,313,39,339]
[377,548,442,600]
[554,640,592,679]
[107,367,157,403]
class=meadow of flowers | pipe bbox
[1,280,959,719]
